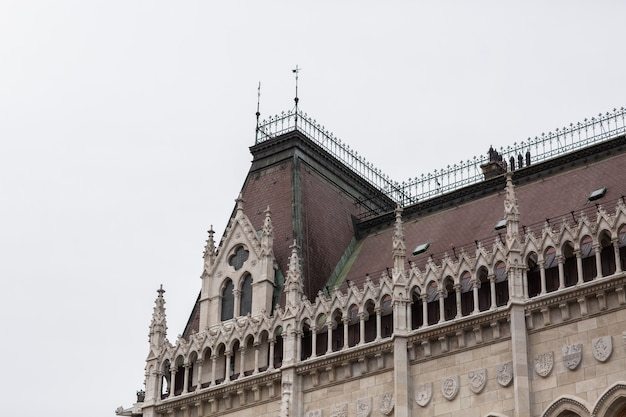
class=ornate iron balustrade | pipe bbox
[256,108,626,215]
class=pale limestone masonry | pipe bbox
[117,124,626,417]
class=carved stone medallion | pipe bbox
[441,376,459,400]
[562,343,582,370]
[468,368,487,393]
[592,336,612,362]
[329,403,348,417]
[415,382,433,407]
[497,362,513,387]
[380,393,394,415]
[305,410,322,417]
[356,397,371,417]
[534,351,554,377]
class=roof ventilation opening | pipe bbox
[588,187,607,201]
[494,219,507,231]
[412,242,430,256]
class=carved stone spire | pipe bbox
[285,240,304,296]
[203,225,216,271]
[504,173,520,237]
[392,205,406,281]
[261,206,274,256]
[148,285,167,348]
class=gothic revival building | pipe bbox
[118,108,626,417]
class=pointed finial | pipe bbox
[203,225,216,259]
[236,193,245,212]
[292,66,300,128]
[255,81,262,143]
[157,284,165,297]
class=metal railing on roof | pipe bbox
[256,108,626,215]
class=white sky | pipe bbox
[1,1,624,416]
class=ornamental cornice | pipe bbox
[155,371,281,411]
[295,341,393,374]
[407,309,510,344]
[524,273,626,312]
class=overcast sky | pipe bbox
[1,1,625,416]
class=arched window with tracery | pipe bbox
[581,235,596,281]
[240,274,253,316]
[443,277,456,320]
[477,267,491,311]
[495,261,509,306]
[411,289,423,328]
[381,295,393,338]
[600,230,616,277]
[460,271,473,315]
[544,246,559,292]
[426,282,439,325]
[562,242,578,287]
[527,252,541,297]
[221,279,234,321]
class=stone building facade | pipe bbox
[118,108,626,417]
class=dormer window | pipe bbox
[588,187,607,201]
[229,246,249,270]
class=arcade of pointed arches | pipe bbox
[156,211,626,400]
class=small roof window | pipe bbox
[412,242,430,255]
[494,219,507,230]
[588,187,607,201]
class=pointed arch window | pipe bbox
[229,246,249,271]
[221,279,234,321]
[240,274,253,316]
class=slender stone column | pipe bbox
[268,340,275,370]
[539,260,547,294]
[421,293,428,327]
[210,355,217,385]
[238,348,246,379]
[342,317,349,349]
[233,289,241,317]
[311,326,318,358]
[594,243,603,278]
[327,321,334,353]
[253,343,260,374]
[613,238,622,273]
[438,289,445,322]
[472,279,480,314]
[195,360,203,391]
[454,284,462,319]
[224,351,232,382]
[358,313,365,344]
[575,249,584,285]
[489,274,496,309]
[170,367,177,396]
[375,307,382,340]
[182,363,190,393]
[557,255,565,289]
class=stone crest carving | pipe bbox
[329,403,348,417]
[380,393,394,415]
[562,343,582,370]
[305,410,322,417]
[534,351,554,377]
[356,397,371,417]
[468,368,487,393]
[441,376,459,400]
[592,336,612,362]
[496,362,513,387]
[415,382,433,407]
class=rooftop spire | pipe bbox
[255,81,261,143]
[261,206,274,256]
[292,65,300,128]
[149,285,167,348]
[392,205,407,281]
[203,226,216,270]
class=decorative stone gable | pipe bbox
[199,195,277,329]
